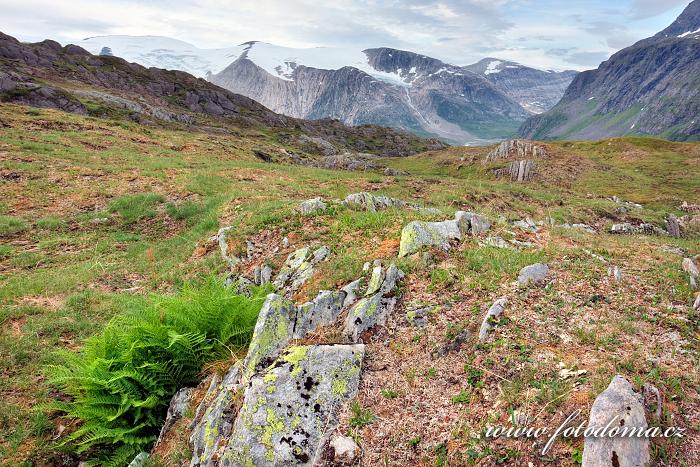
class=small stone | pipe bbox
[481,236,514,249]
[582,376,649,467]
[682,258,699,278]
[330,435,360,465]
[217,226,241,267]
[666,214,681,238]
[362,262,371,273]
[298,197,327,215]
[260,265,273,285]
[517,263,549,286]
[693,293,700,310]
[608,265,623,282]
[478,298,508,341]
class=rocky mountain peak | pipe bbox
[654,0,700,39]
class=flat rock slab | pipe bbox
[582,375,650,467]
[518,263,549,285]
[220,344,364,466]
[398,220,461,257]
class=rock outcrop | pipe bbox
[486,140,547,161]
[398,210,491,257]
[517,263,550,285]
[582,376,650,467]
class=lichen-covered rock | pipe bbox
[298,198,327,215]
[365,264,385,296]
[582,376,649,467]
[513,217,538,232]
[341,279,362,307]
[155,387,193,448]
[273,246,330,294]
[189,365,243,467]
[478,298,508,341]
[517,263,549,285]
[220,345,364,466]
[398,219,461,257]
[242,294,297,379]
[294,290,346,338]
[379,263,404,295]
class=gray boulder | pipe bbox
[455,211,492,236]
[478,298,508,341]
[582,376,650,467]
[242,294,297,379]
[518,263,549,286]
[220,345,364,466]
[298,197,327,215]
[398,219,461,257]
[341,279,362,307]
[294,290,346,338]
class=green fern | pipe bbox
[46,277,271,464]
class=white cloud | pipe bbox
[0,0,690,70]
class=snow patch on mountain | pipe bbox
[484,60,503,75]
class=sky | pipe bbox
[0,0,691,70]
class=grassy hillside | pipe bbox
[0,104,698,465]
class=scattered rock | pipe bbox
[666,214,681,238]
[298,197,327,215]
[517,263,549,286]
[343,192,437,214]
[330,434,360,465]
[384,167,408,176]
[242,294,297,378]
[694,293,700,310]
[273,246,330,294]
[294,290,346,338]
[610,222,665,236]
[220,345,364,466]
[217,226,244,267]
[513,217,538,232]
[455,211,492,236]
[478,298,508,341]
[642,383,662,420]
[582,375,650,467]
[481,236,514,250]
[607,265,623,282]
[405,304,431,328]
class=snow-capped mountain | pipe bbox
[464,58,578,114]
[78,36,576,144]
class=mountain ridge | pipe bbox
[518,0,700,141]
[78,36,578,144]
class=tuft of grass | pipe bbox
[36,216,67,231]
[108,193,165,224]
[0,215,29,236]
[45,278,272,466]
[166,201,202,222]
[349,401,376,428]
